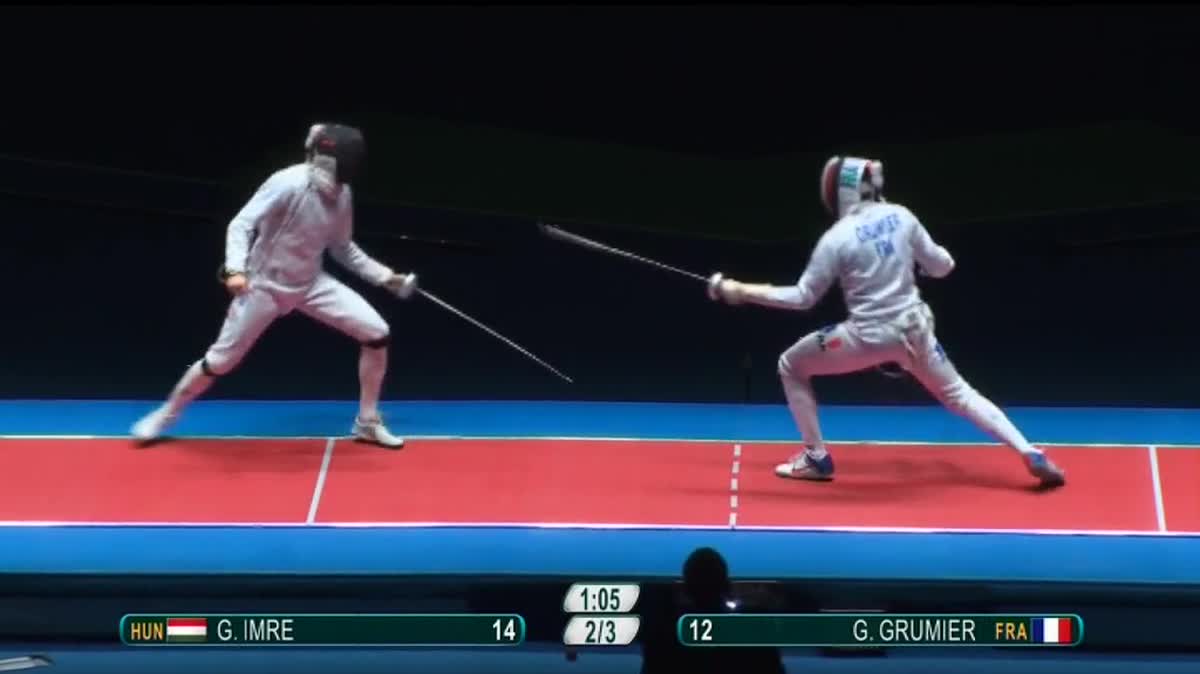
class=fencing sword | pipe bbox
[0,657,53,672]
[538,221,710,283]
[539,221,910,380]
[392,276,573,384]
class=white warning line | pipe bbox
[306,438,336,525]
[0,520,1197,536]
[729,444,741,528]
[1149,445,1167,532]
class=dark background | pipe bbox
[0,6,1195,407]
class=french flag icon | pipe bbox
[1033,617,1074,644]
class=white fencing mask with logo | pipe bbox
[820,156,884,218]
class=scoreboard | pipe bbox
[122,614,525,647]
[679,613,1082,647]
[120,584,1081,649]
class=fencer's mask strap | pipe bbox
[304,124,325,154]
[865,160,884,195]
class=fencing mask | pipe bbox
[820,156,884,218]
[304,123,366,185]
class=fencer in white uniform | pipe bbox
[708,156,1066,487]
[131,123,417,448]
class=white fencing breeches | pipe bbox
[204,274,390,374]
[162,274,391,418]
[777,303,1039,455]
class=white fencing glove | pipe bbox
[386,272,418,299]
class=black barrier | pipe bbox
[0,176,1195,408]
[1,574,1198,652]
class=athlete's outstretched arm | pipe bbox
[711,232,838,310]
[327,189,396,286]
[911,218,955,278]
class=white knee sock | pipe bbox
[954,387,1040,455]
[358,346,387,420]
[165,361,215,416]
[779,368,827,457]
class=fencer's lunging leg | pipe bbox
[351,336,403,448]
[907,339,1065,486]
[165,360,217,417]
[358,337,389,421]
[937,377,1039,455]
[131,360,216,442]
[775,325,901,481]
[298,275,404,449]
[131,289,282,443]
[777,352,826,456]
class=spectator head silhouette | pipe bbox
[682,547,731,609]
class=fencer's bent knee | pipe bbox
[202,342,254,376]
[778,352,801,379]
[363,332,390,349]
[200,357,227,377]
[352,310,390,346]
[361,315,390,348]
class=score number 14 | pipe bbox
[492,618,520,642]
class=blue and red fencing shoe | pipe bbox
[1025,451,1066,488]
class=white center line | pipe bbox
[1148,445,1167,532]
[306,438,336,525]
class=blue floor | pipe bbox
[1,645,1197,674]
[6,526,1199,583]
[4,399,1200,445]
[1,400,1198,582]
